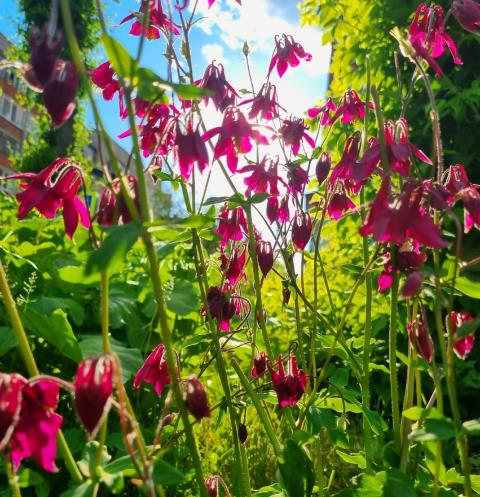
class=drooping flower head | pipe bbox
[268,355,307,408]
[74,355,114,438]
[329,133,362,195]
[307,98,337,126]
[134,343,172,396]
[219,245,247,287]
[184,375,210,420]
[287,164,309,195]
[28,24,63,87]
[315,152,331,186]
[452,0,480,33]
[408,317,434,363]
[330,89,373,125]
[241,82,282,121]
[327,186,357,221]
[268,34,312,78]
[0,374,26,452]
[198,62,238,112]
[251,352,268,378]
[204,286,238,332]
[279,118,315,156]
[256,240,274,278]
[291,210,312,250]
[239,155,284,196]
[174,121,209,180]
[449,311,476,360]
[88,61,120,101]
[215,206,248,248]
[97,175,141,226]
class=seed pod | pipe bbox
[238,423,248,443]
[184,375,211,420]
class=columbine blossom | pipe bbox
[251,352,267,378]
[256,240,274,277]
[28,24,63,87]
[204,286,238,332]
[452,0,480,33]
[241,82,282,120]
[174,122,209,180]
[134,343,172,396]
[97,175,141,226]
[327,186,356,220]
[409,3,462,77]
[203,107,268,173]
[197,62,238,112]
[7,158,90,238]
[219,245,247,287]
[239,155,284,196]
[279,118,315,156]
[266,195,290,224]
[268,34,312,78]
[0,374,25,452]
[268,356,307,408]
[449,311,476,360]
[330,89,373,125]
[184,375,210,420]
[88,61,120,101]
[216,206,248,248]
[121,0,180,39]
[287,164,309,195]
[408,318,434,362]
[307,98,337,126]
[316,152,331,186]
[329,133,362,195]
[291,210,312,250]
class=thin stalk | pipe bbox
[4,454,22,497]
[389,271,401,452]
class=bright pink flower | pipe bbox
[316,152,331,186]
[307,98,337,126]
[279,118,315,156]
[8,158,90,238]
[251,352,267,378]
[220,245,247,287]
[134,344,172,396]
[329,133,362,195]
[449,311,476,360]
[29,24,63,87]
[239,155,284,196]
[0,374,26,452]
[241,82,282,120]
[452,0,480,33]
[268,34,312,78]
[291,210,312,250]
[88,61,120,101]
[74,355,114,438]
[327,189,356,220]
[287,164,309,195]
[97,175,141,226]
[409,3,462,77]
[184,375,210,421]
[204,286,238,332]
[10,379,63,472]
[43,60,78,127]
[408,318,434,362]
[174,122,209,180]
[203,107,268,173]
[198,62,238,112]
[330,89,373,125]
[121,0,180,39]
[216,206,248,248]
[268,356,307,408]
[256,240,274,278]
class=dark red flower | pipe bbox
[329,133,362,195]
[241,82,282,120]
[203,107,268,173]
[88,61,120,101]
[134,343,172,396]
[29,24,63,87]
[327,187,356,220]
[220,245,247,287]
[287,164,309,195]
[330,89,373,125]
[268,34,312,78]
[251,352,267,378]
[204,286,238,332]
[239,155,284,196]
[256,240,274,277]
[291,210,312,250]
[97,175,141,226]
[0,374,26,452]
[184,375,210,420]
[74,355,114,438]
[449,311,476,360]
[452,0,480,33]
[279,118,315,156]
[307,98,337,126]
[215,206,248,248]
[408,318,434,362]
[198,62,238,112]
[316,152,331,186]
[174,122,209,180]
[268,356,307,408]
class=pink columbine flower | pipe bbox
[330,89,373,125]
[291,210,312,250]
[307,98,337,126]
[7,158,90,238]
[216,206,248,248]
[287,164,309,195]
[88,61,120,101]
[329,133,362,195]
[219,245,247,287]
[449,311,476,360]
[239,155,284,196]
[198,62,238,112]
[97,175,141,226]
[204,286,238,332]
[327,187,357,220]
[408,318,434,362]
[29,24,63,87]
[184,375,210,420]
[43,60,78,127]
[409,3,462,77]
[279,118,315,156]
[256,240,274,277]
[268,34,312,78]
[316,152,331,186]
[74,355,114,438]
[0,374,26,452]
[251,352,267,378]
[174,122,209,181]
[241,82,282,121]
[203,107,268,173]
[452,0,480,33]
[134,343,172,396]
[121,0,180,39]
[357,118,432,178]
[268,355,307,408]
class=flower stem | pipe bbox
[389,270,401,452]
[4,454,22,497]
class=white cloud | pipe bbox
[201,43,227,65]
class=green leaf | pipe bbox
[170,82,211,100]
[455,276,480,299]
[136,67,170,103]
[102,34,137,81]
[462,418,480,435]
[57,265,101,285]
[276,439,314,497]
[362,406,388,435]
[28,296,85,326]
[409,418,458,442]
[60,483,94,497]
[86,222,142,275]
[153,460,186,486]
[336,451,367,469]
[78,441,111,479]
[0,326,18,356]
[456,317,480,338]
[167,279,199,315]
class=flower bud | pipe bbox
[205,476,219,497]
[256,240,274,277]
[408,318,434,363]
[238,423,248,443]
[74,355,114,438]
[251,352,267,378]
[315,152,331,186]
[291,210,312,250]
[29,24,63,86]
[401,271,424,297]
[184,375,210,420]
[452,0,480,33]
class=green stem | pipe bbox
[389,271,401,452]
[4,454,22,497]
[0,261,83,484]
[101,272,111,353]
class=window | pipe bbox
[0,130,21,156]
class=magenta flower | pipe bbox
[239,155,284,196]
[203,107,268,173]
[256,240,274,278]
[174,122,209,180]
[329,133,362,195]
[452,0,480,33]
[279,118,315,156]
[216,206,248,248]
[220,245,247,287]
[330,89,373,125]
[10,378,63,472]
[307,98,337,126]
[408,318,434,363]
[8,158,90,238]
[97,175,141,226]
[287,164,309,195]
[121,0,180,39]
[291,210,312,250]
[198,62,238,112]
[184,375,211,420]
[268,356,307,408]
[134,343,172,396]
[0,374,26,452]
[251,352,267,378]
[29,24,63,87]
[43,60,78,127]
[450,311,476,360]
[327,188,356,220]
[204,286,238,332]
[409,3,462,77]
[74,355,114,438]
[88,61,120,101]
[241,82,282,120]
[316,152,331,186]
[268,34,312,78]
